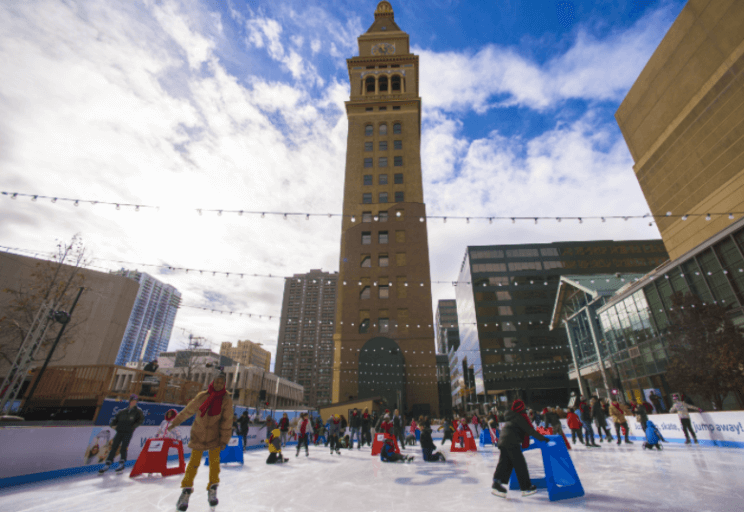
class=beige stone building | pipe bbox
[220,339,270,372]
[615,0,744,260]
[0,252,138,376]
[333,1,438,416]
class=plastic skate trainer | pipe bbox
[450,430,477,452]
[479,427,500,446]
[370,433,401,456]
[205,436,244,465]
[129,438,185,478]
[508,435,584,501]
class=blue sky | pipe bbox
[0,0,685,363]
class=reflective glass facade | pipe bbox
[452,240,668,408]
[598,223,744,405]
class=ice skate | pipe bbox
[335,449,341,455]
[521,485,537,497]
[491,481,507,498]
[406,455,414,463]
[685,439,691,444]
[98,463,111,474]
[207,484,218,507]
[115,461,127,473]
[439,453,446,462]
[176,487,192,511]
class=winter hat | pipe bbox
[511,399,526,413]
[129,394,138,401]
[672,393,680,401]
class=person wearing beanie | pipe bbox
[491,399,548,499]
[99,394,144,474]
[168,373,233,511]
[381,436,414,463]
[420,420,445,462]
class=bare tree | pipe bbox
[0,235,89,368]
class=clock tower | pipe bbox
[332,1,439,416]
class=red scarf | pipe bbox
[512,399,531,448]
[300,419,308,435]
[198,382,226,417]
[612,402,624,416]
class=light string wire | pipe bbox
[3,191,743,224]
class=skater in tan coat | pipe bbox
[168,373,233,511]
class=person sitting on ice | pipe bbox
[266,426,289,464]
[381,436,414,463]
[490,399,549,499]
[639,416,664,450]
[167,373,233,511]
[419,420,446,462]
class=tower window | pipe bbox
[395,191,405,202]
[394,173,404,184]
[379,141,388,151]
[394,156,403,166]
[379,124,388,135]
[392,106,401,111]
[363,175,373,186]
[379,318,389,333]
[365,142,373,151]
[379,174,388,185]
[379,231,389,244]
[363,193,372,204]
[379,107,387,111]
[393,123,401,134]
[365,77,375,93]
[364,158,373,168]
[365,107,373,112]
[379,192,388,203]
[365,125,373,136]
[362,212,372,222]
[391,75,401,92]
[362,232,371,244]
[394,140,402,150]
[379,211,389,222]
[359,318,370,332]
[360,287,371,300]
[361,255,371,267]
[379,285,390,299]
[379,254,389,267]
[379,75,388,92]
[379,157,388,167]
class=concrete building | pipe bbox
[615,0,744,261]
[436,354,453,419]
[220,340,270,372]
[451,241,668,409]
[110,270,180,366]
[435,300,459,354]
[0,251,138,376]
[333,1,439,417]
[275,269,338,407]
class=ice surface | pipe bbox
[1,442,743,512]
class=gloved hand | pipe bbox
[221,444,227,451]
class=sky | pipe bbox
[0,0,687,368]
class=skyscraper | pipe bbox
[333,1,438,416]
[276,269,337,407]
[112,270,181,366]
[435,300,460,354]
[220,340,270,372]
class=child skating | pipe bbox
[380,437,413,463]
[167,373,233,511]
[266,427,289,463]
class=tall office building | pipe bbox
[276,269,337,407]
[112,270,181,366]
[220,340,271,372]
[435,300,460,354]
[333,2,438,415]
[451,240,668,408]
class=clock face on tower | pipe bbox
[372,42,396,55]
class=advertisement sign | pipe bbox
[95,399,194,427]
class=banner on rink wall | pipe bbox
[558,411,744,448]
[0,423,269,487]
[95,399,195,426]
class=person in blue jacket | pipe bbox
[641,417,663,450]
[381,437,413,463]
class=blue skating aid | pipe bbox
[479,429,499,446]
[205,436,244,466]
[508,435,584,501]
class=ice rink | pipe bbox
[1,441,743,512]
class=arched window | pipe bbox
[393,123,401,134]
[379,124,388,135]
[365,125,373,136]
[378,75,388,92]
[391,75,401,92]
[365,76,375,94]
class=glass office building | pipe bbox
[452,239,668,409]
[597,220,744,407]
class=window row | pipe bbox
[365,106,402,112]
[363,156,404,167]
[360,253,405,267]
[365,123,402,136]
[362,191,405,203]
[365,140,402,151]
[365,75,402,94]
[361,230,406,244]
[363,173,404,185]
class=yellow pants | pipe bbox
[181,447,220,491]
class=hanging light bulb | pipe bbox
[511,218,515,224]
[31,195,38,201]
[74,200,79,207]
[682,214,688,221]
[705,213,711,221]
[351,215,356,222]
[443,217,447,223]
[729,213,734,220]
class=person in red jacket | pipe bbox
[278,413,290,447]
[566,407,584,445]
[380,414,394,435]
